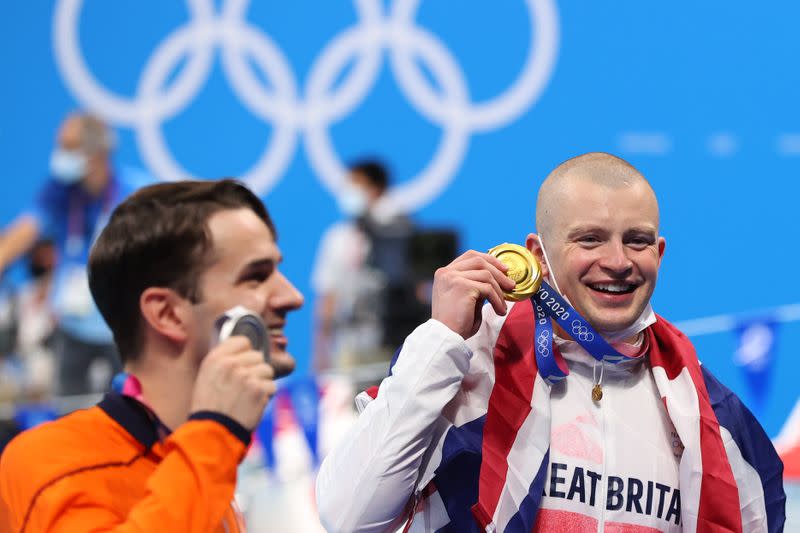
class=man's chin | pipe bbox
[581,307,640,336]
[269,350,296,378]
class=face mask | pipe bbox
[538,237,568,303]
[537,236,655,342]
[50,148,87,184]
[337,184,369,217]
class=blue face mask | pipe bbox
[50,148,87,184]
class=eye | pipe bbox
[626,235,655,249]
[240,269,272,286]
[578,235,601,245]
[245,272,269,283]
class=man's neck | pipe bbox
[125,355,196,433]
[83,165,112,198]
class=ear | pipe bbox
[657,236,666,266]
[525,232,550,278]
[139,287,191,345]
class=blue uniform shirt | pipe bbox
[29,166,152,344]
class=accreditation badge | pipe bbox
[59,265,94,317]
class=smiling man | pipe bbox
[531,154,664,338]
[317,153,785,532]
[0,179,303,532]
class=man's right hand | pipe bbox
[190,336,276,430]
[431,250,516,340]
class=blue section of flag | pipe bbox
[434,416,486,532]
[504,450,549,533]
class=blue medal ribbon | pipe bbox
[530,280,628,385]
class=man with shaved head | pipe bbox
[318,153,785,532]
[532,153,663,336]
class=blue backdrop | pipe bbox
[2,0,798,437]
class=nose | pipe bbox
[268,271,304,314]
[598,240,633,277]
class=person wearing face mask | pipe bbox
[0,179,303,532]
[317,153,786,532]
[311,159,414,377]
[0,112,152,396]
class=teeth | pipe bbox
[268,327,284,335]
[591,283,634,294]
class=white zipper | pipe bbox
[596,380,606,533]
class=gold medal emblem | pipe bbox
[487,243,542,302]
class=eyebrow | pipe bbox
[623,226,658,236]
[565,226,608,239]
[565,225,657,239]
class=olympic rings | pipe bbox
[571,319,595,343]
[53,0,559,207]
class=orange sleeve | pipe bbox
[2,418,247,533]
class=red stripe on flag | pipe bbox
[648,315,742,533]
[472,302,539,528]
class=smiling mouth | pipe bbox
[267,326,288,348]
[587,282,637,295]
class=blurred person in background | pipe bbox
[0,240,56,405]
[15,239,57,396]
[0,112,151,396]
[0,179,303,532]
[311,159,415,378]
[0,240,58,457]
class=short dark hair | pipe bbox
[88,179,276,363]
[349,159,390,193]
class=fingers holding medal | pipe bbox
[431,250,516,339]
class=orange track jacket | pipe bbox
[0,393,249,532]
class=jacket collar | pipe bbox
[98,392,160,450]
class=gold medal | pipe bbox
[592,384,603,402]
[487,243,542,302]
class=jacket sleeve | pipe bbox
[316,305,507,533]
[0,418,247,533]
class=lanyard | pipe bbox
[65,179,116,260]
[531,280,630,385]
[113,372,172,441]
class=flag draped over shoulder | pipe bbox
[364,301,786,533]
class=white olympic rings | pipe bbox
[53,0,559,209]
[571,319,595,343]
[537,330,551,357]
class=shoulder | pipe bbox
[698,365,776,453]
[29,180,70,220]
[698,365,787,530]
[692,363,766,445]
[0,406,135,501]
[320,221,361,246]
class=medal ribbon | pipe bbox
[530,280,629,385]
